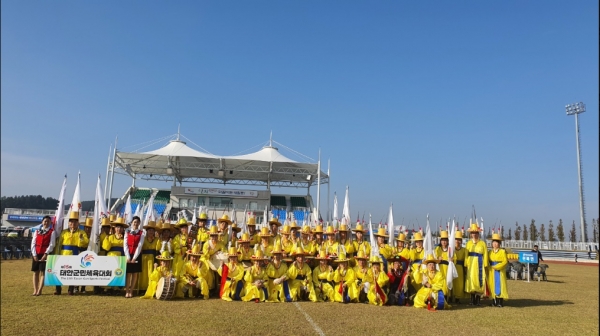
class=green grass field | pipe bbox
[1,260,598,336]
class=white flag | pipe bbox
[124,194,133,224]
[369,214,378,257]
[333,192,338,221]
[88,175,104,252]
[133,200,144,219]
[446,220,459,290]
[53,175,68,236]
[342,186,350,225]
[142,194,156,228]
[68,172,82,230]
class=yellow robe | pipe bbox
[413,269,449,309]
[99,232,109,256]
[282,239,294,256]
[196,227,209,244]
[487,249,509,300]
[339,239,356,266]
[465,240,488,294]
[140,237,160,291]
[410,247,425,291]
[312,265,334,302]
[328,267,358,303]
[242,265,270,302]
[102,234,124,257]
[452,247,467,299]
[141,265,172,299]
[324,240,338,256]
[201,241,225,290]
[238,246,253,263]
[353,265,370,303]
[265,262,289,302]
[353,240,371,257]
[299,240,317,256]
[249,232,260,248]
[172,233,188,277]
[177,260,209,299]
[367,269,389,306]
[257,243,273,258]
[217,262,245,301]
[56,229,89,255]
[287,262,316,302]
[435,246,450,294]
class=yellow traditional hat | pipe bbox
[314,250,330,261]
[156,221,172,232]
[251,248,268,261]
[467,223,480,233]
[208,225,220,236]
[109,214,117,222]
[455,231,464,239]
[355,249,368,260]
[84,218,94,228]
[101,217,111,227]
[334,251,349,263]
[143,220,158,230]
[423,253,439,264]
[491,233,503,241]
[198,212,209,220]
[289,221,300,230]
[369,255,383,264]
[396,232,409,242]
[268,216,282,227]
[281,225,291,235]
[231,223,241,233]
[301,225,312,235]
[226,247,239,258]
[258,227,272,237]
[69,211,80,221]
[439,230,449,239]
[313,224,324,233]
[246,216,257,226]
[338,223,349,232]
[412,231,424,241]
[238,232,251,243]
[324,225,336,235]
[291,246,306,256]
[219,214,232,225]
[373,227,388,237]
[352,223,366,233]
[111,216,128,228]
[156,250,173,261]
[176,218,188,228]
[187,243,203,256]
[271,242,284,254]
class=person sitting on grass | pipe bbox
[142,251,174,299]
[242,247,270,303]
[413,254,450,310]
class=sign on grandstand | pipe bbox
[184,187,259,198]
[44,251,126,286]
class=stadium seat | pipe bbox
[290,197,307,207]
[270,196,287,207]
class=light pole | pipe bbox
[565,102,587,242]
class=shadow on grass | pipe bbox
[507,298,574,308]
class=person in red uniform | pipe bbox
[124,216,146,298]
[30,216,56,296]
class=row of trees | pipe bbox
[500,219,600,243]
[0,195,59,215]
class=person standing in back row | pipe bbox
[529,245,543,280]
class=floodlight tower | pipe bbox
[565,102,587,242]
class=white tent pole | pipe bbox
[103,144,112,205]
[316,149,321,223]
[327,158,330,222]
[107,136,118,211]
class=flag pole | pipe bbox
[107,136,118,211]
[316,149,321,227]
[103,144,112,205]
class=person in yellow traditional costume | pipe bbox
[409,231,425,293]
[287,246,316,302]
[218,246,245,301]
[257,227,274,258]
[465,223,488,306]
[413,254,450,310]
[289,220,301,245]
[139,219,160,294]
[102,216,127,295]
[452,229,467,304]
[195,211,210,249]
[328,251,358,303]
[54,211,89,295]
[353,249,370,303]
[373,227,393,272]
[434,230,450,297]
[141,251,174,299]
[156,220,173,256]
[280,225,295,257]
[313,224,325,248]
[202,225,225,294]
[367,255,389,306]
[237,232,253,267]
[299,224,316,255]
[268,216,283,247]
[266,243,291,302]
[352,222,371,259]
[178,242,209,299]
[229,223,241,246]
[75,217,94,294]
[246,215,260,248]
[323,225,338,256]
[94,216,112,295]
[242,247,270,302]
[172,218,189,277]
[312,250,334,302]
[217,214,232,246]
[487,232,508,307]
[338,223,356,266]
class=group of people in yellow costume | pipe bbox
[42,209,509,309]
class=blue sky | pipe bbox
[2,1,598,238]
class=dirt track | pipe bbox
[546,260,599,266]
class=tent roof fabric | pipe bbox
[114,140,328,188]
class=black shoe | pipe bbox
[454,298,460,304]
[184,292,189,298]
[469,294,474,306]
[475,296,481,306]
[490,298,497,307]
[497,298,503,308]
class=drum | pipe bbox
[208,251,228,271]
[155,276,177,300]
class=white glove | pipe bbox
[273,278,282,285]
[363,282,370,293]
